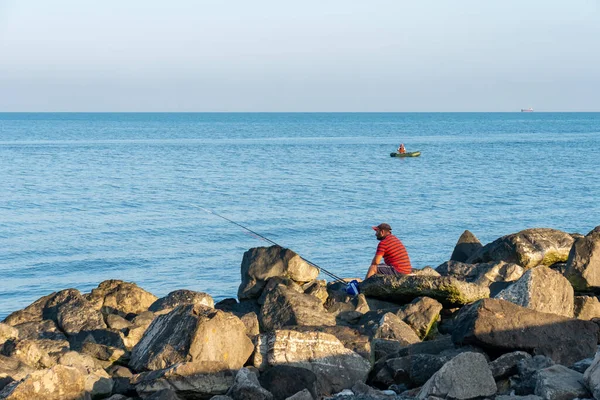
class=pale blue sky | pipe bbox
[0,1,598,111]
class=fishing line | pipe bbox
[194,206,346,283]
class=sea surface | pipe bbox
[1,112,599,319]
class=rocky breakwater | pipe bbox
[1,226,600,399]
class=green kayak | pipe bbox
[390,151,421,158]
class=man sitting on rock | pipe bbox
[366,223,412,279]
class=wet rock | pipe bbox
[149,289,214,315]
[238,246,319,300]
[466,228,575,270]
[396,297,443,339]
[534,364,590,400]
[0,365,87,400]
[259,284,336,331]
[360,275,489,308]
[253,330,371,395]
[130,304,253,371]
[574,296,600,320]
[495,266,574,317]
[565,226,600,292]
[227,367,273,400]
[450,230,482,263]
[417,352,496,399]
[258,365,318,400]
[452,298,598,365]
[86,279,158,318]
[133,361,235,399]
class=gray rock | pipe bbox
[495,396,543,400]
[258,277,304,305]
[227,367,273,400]
[149,289,214,315]
[259,284,336,331]
[574,296,600,320]
[452,298,598,365]
[86,279,158,317]
[511,355,555,396]
[396,297,443,339]
[0,365,87,400]
[45,289,107,335]
[372,313,421,346]
[284,389,313,400]
[288,325,371,360]
[570,357,594,373]
[534,364,590,400]
[564,226,600,292]
[489,351,532,380]
[146,389,183,400]
[495,266,574,317]
[258,365,318,400]
[130,304,253,371]
[238,246,319,300]
[450,230,482,263]
[253,330,371,395]
[13,319,66,341]
[584,350,600,399]
[417,352,496,399]
[80,341,127,364]
[466,228,575,270]
[106,314,133,330]
[359,275,490,308]
[133,361,235,399]
[435,260,524,288]
[409,353,448,386]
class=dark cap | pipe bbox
[372,223,392,231]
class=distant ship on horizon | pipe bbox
[521,107,534,112]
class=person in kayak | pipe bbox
[366,223,412,279]
[398,144,406,154]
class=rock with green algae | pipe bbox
[359,275,489,307]
[465,228,575,270]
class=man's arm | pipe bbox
[366,254,383,279]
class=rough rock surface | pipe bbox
[238,246,319,300]
[495,266,574,317]
[258,365,318,400]
[574,295,600,320]
[0,355,35,384]
[47,289,107,335]
[227,367,273,400]
[417,352,496,399]
[452,298,598,365]
[253,330,371,395]
[149,289,214,315]
[371,313,421,345]
[259,284,336,331]
[534,364,589,400]
[584,349,600,400]
[0,365,87,400]
[450,230,482,263]
[86,280,158,317]
[564,226,600,292]
[130,304,253,372]
[360,275,489,307]
[2,293,56,326]
[132,361,235,399]
[489,351,532,380]
[0,324,18,346]
[14,320,66,341]
[396,296,443,339]
[466,228,575,270]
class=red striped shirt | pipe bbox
[376,234,412,274]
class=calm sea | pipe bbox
[1,112,599,319]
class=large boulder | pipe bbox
[253,330,371,395]
[0,365,87,400]
[132,361,235,399]
[494,266,574,317]
[417,352,496,399]
[396,297,443,339]
[466,228,575,270]
[13,320,66,341]
[2,293,56,326]
[371,313,421,345]
[130,304,253,372]
[360,275,489,308]
[534,364,590,400]
[86,280,158,318]
[436,260,524,286]
[258,365,318,400]
[238,246,319,300]
[259,285,336,331]
[564,226,600,292]
[450,230,483,263]
[45,289,107,335]
[149,290,214,315]
[574,296,600,320]
[452,298,598,365]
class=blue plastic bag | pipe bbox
[346,280,360,296]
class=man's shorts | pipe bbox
[376,264,413,276]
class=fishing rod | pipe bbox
[195,206,346,283]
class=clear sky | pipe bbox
[0,0,598,112]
